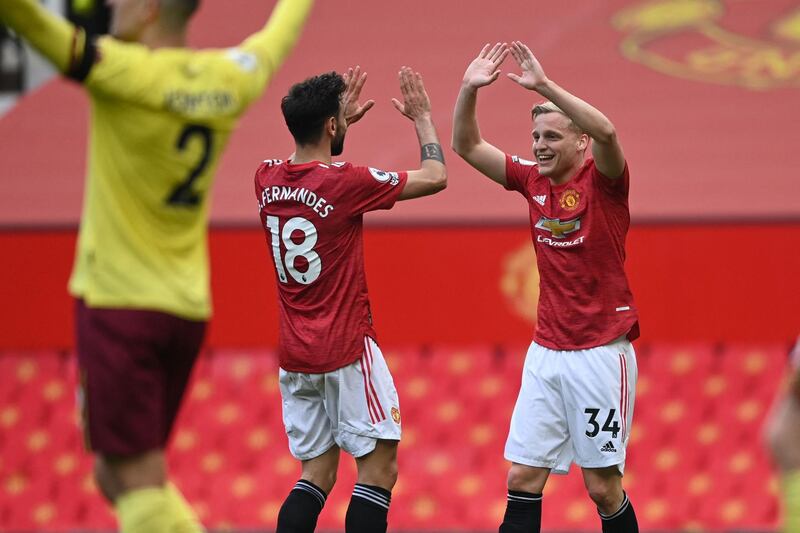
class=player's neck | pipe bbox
[292,144,332,166]
[548,158,584,187]
[139,23,188,49]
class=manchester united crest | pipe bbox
[559,189,581,211]
[391,406,401,424]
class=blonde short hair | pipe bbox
[531,101,583,133]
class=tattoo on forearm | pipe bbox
[421,143,445,163]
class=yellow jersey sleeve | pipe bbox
[0,0,89,76]
[237,0,315,101]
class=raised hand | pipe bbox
[342,66,375,126]
[507,41,548,91]
[391,67,432,121]
[462,42,509,89]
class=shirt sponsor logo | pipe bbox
[537,235,586,247]
[535,216,584,247]
[559,188,581,211]
[532,194,547,206]
[535,216,581,238]
[369,167,400,186]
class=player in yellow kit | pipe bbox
[0,0,314,531]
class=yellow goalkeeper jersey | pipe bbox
[0,0,314,320]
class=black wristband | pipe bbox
[421,143,445,163]
[67,30,97,82]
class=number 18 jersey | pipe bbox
[254,159,408,373]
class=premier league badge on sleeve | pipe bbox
[369,167,400,186]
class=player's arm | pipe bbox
[452,43,510,187]
[239,0,315,85]
[389,67,446,201]
[507,41,626,179]
[0,0,90,78]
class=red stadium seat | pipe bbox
[0,343,784,531]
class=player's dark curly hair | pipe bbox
[281,72,346,146]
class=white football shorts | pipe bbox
[279,336,402,460]
[504,336,637,474]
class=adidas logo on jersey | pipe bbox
[532,195,547,206]
[600,441,617,453]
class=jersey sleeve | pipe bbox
[236,0,315,100]
[345,166,409,216]
[504,154,537,196]
[0,0,91,78]
[591,159,630,200]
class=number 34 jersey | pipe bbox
[254,159,408,373]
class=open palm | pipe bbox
[507,41,547,91]
[342,66,375,126]
[463,43,509,88]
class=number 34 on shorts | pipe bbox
[584,408,621,439]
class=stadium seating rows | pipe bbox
[0,342,790,531]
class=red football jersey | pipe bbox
[255,159,407,373]
[505,154,640,350]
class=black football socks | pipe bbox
[599,492,639,533]
[276,479,327,533]
[345,483,392,533]
[499,490,543,533]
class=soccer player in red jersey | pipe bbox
[453,42,640,533]
[255,66,446,533]
[765,337,800,533]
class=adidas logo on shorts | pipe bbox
[600,441,617,453]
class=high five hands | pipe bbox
[342,66,375,126]
[462,41,549,92]
[392,66,432,121]
[343,65,434,124]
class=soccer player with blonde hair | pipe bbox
[453,41,640,533]
[0,0,315,531]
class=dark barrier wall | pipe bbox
[2,224,798,350]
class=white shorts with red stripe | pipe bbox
[504,336,637,474]
[278,336,401,461]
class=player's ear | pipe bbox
[577,133,589,152]
[326,116,337,137]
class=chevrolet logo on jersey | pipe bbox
[535,217,581,238]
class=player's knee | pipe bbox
[97,451,167,498]
[362,458,398,490]
[585,480,623,511]
[356,453,398,490]
[506,465,548,493]
[93,458,118,503]
[381,457,399,488]
[310,470,338,495]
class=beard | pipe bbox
[331,131,346,157]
